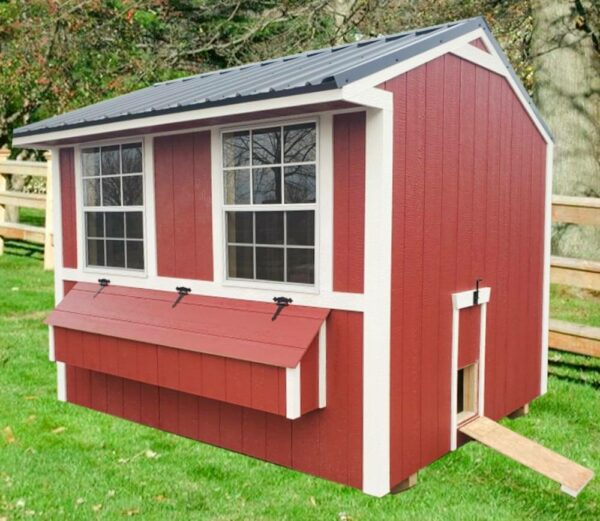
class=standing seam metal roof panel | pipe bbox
[13,17,552,139]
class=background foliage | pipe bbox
[0,0,556,152]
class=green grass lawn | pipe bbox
[0,241,599,520]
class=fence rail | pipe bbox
[0,149,53,269]
[550,195,600,357]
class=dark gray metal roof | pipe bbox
[14,17,552,140]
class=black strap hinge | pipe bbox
[94,278,110,298]
[473,278,483,306]
[272,296,293,321]
[172,286,191,308]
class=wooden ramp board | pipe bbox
[459,416,594,497]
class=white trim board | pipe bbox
[50,146,66,401]
[450,286,491,450]
[285,364,301,420]
[540,143,554,394]
[13,90,347,148]
[361,91,394,496]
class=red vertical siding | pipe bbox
[63,310,363,490]
[385,54,547,487]
[333,112,366,293]
[59,148,77,268]
[154,131,213,280]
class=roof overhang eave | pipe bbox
[12,84,347,149]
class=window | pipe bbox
[81,142,145,271]
[223,123,317,285]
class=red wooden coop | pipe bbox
[14,17,594,497]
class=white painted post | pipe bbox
[0,148,9,256]
[43,150,54,270]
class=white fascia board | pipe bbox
[540,142,554,395]
[12,90,346,148]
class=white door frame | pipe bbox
[450,286,491,450]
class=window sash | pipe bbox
[81,142,145,272]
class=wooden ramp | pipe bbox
[459,416,594,497]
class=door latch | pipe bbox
[172,286,191,308]
[473,278,483,306]
[94,278,110,298]
[272,296,293,321]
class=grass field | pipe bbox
[0,240,599,520]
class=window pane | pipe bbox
[101,145,120,175]
[284,165,316,203]
[106,240,125,268]
[256,247,284,281]
[105,212,124,238]
[252,127,281,165]
[255,211,283,245]
[223,131,250,167]
[84,178,101,206]
[87,239,105,266]
[86,212,104,238]
[123,175,143,206]
[287,211,314,246]
[228,245,253,279]
[224,169,250,204]
[253,167,281,204]
[102,177,121,206]
[82,148,100,176]
[121,143,142,173]
[126,241,144,270]
[287,249,314,284]
[284,123,316,163]
[126,212,143,239]
[227,212,253,243]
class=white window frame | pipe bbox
[219,119,320,292]
[75,137,149,278]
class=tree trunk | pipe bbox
[531,0,600,260]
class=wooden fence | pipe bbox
[550,195,600,357]
[0,149,53,269]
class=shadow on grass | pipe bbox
[3,239,44,260]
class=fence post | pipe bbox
[0,148,9,256]
[43,150,54,270]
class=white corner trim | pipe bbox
[286,363,301,420]
[56,361,67,402]
[13,90,346,148]
[449,44,507,76]
[318,321,327,409]
[540,142,554,395]
[48,325,55,362]
[50,147,66,400]
[362,97,393,496]
[450,287,492,450]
